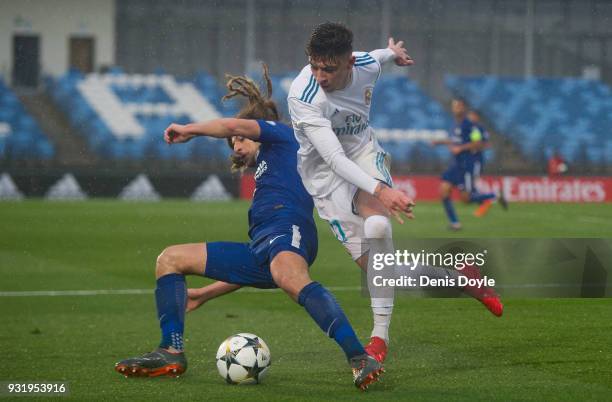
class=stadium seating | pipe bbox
[446,75,612,164]
[16,67,612,166]
[49,69,453,163]
[47,69,234,160]
[370,75,453,163]
[0,79,54,160]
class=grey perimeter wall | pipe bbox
[115,0,612,101]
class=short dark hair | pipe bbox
[306,22,353,62]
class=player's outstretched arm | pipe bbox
[164,118,261,144]
[295,120,415,223]
[186,281,241,313]
[288,97,415,221]
[451,141,482,155]
[298,123,380,195]
[386,37,414,66]
[370,38,414,67]
[431,139,453,146]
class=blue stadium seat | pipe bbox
[0,78,55,159]
[368,75,453,163]
[447,75,612,164]
[36,140,55,160]
[48,70,233,160]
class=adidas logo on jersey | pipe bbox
[255,160,268,180]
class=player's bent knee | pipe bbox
[156,246,184,277]
[364,215,391,239]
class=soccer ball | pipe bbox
[215,333,271,384]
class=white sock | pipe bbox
[365,215,395,344]
[370,299,393,343]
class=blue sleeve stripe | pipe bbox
[303,79,318,103]
[305,83,319,103]
[355,53,372,60]
[355,59,377,67]
[299,76,315,102]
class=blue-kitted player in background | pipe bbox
[467,110,493,195]
[432,98,507,230]
[114,65,384,390]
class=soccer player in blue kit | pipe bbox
[433,99,506,230]
[115,66,383,390]
[466,110,500,217]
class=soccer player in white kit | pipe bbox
[287,22,416,363]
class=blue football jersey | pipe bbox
[247,120,315,239]
[471,123,489,168]
[448,118,474,170]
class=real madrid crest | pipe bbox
[364,87,372,105]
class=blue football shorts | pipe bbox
[203,221,317,289]
[442,165,475,193]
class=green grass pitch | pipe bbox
[1,200,611,401]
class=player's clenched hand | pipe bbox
[186,287,208,313]
[164,123,194,144]
[387,37,414,67]
[375,184,415,224]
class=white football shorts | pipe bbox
[313,144,392,260]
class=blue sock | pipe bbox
[442,197,459,224]
[155,273,187,351]
[298,282,365,360]
[470,192,496,204]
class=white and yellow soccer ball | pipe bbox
[216,333,271,384]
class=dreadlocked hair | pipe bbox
[222,63,280,172]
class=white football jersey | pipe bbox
[288,51,391,198]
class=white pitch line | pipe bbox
[0,286,363,297]
[0,283,602,297]
[0,289,153,297]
